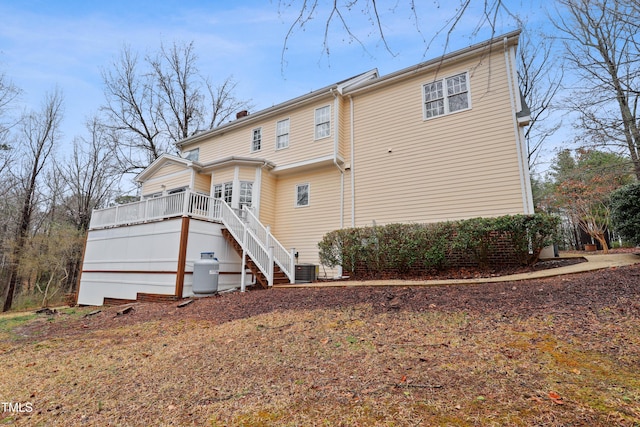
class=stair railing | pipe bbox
[218,200,295,286]
[243,207,295,283]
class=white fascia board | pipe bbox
[135,153,201,183]
[199,156,276,173]
[271,154,345,176]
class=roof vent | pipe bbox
[236,110,249,119]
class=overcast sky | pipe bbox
[0,0,558,167]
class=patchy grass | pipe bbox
[0,302,639,426]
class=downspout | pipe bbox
[349,95,355,228]
[504,37,534,214]
[330,88,344,278]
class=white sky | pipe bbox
[0,0,563,173]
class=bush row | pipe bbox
[318,214,559,279]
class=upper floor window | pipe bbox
[314,105,331,139]
[251,128,262,152]
[276,118,290,150]
[423,72,470,119]
[295,183,309,207]
[183,148,199,161]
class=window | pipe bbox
[276,118,289,150]
[295,183,309,207]
[213,184,222,199]
[214,182,233,204]
[251,128,262,152]
[239,181,253,209]
[314,105,331,139]
[168,187,186,194]
[423,72,470,119]
[183,148,199,161]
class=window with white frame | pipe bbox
[314,105,331,139]
[295,183,309,207]
[423,72,470,119]
[183,148,199,161]
[251,128,262,152]
[276,118,290,150]
[239,181,253,209]
[214,182,233,204]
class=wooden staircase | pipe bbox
[221,228,290,289]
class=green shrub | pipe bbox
[318,214,559,278]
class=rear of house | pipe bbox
[77,30,533,306]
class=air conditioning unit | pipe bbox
[295,264,318,283]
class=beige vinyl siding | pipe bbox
[351,51,524,226]
[258,171,277,228]
[238,167,256,182]
[337,96,350,163]
[271,167,342,275]
[194,172,210,194]
[211,167,235,185]
[195,99,336,168]
[141,165,192,196]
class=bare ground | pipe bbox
[1,256,639,426]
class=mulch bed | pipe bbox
[23,255,640,340]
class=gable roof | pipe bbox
[135,153,200,183]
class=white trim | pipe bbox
[504,40,534,214]
[232,167,240,209]
[272,154,344,175]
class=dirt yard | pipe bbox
[1,258,639,426]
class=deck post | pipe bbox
[175,216,190,299]
[181,190,190,216]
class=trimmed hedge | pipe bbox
[318,214,559,279]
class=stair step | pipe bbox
[221,228,290,288]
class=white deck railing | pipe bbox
[88,190,295,285]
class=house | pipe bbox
[76,30,533,306]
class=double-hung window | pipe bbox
[314,105,331,139]
[251,128,262,152]
[423,72,470,119]
[295,183,309,207]
[276,118,290,150]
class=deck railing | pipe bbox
[88,190,294,285]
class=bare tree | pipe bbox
[101,41,252,176]
[0,71,21,177]
[60,117,120,232]
[553,0,640,178]
[101,45,163,174]
[517,30,563,169]
[3,89,63,312]
[277,0,515,65]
